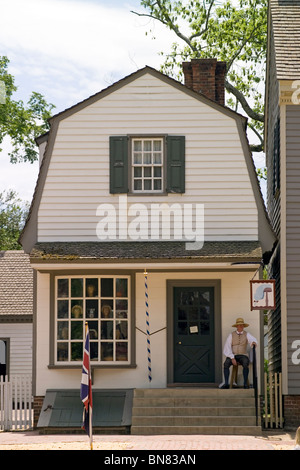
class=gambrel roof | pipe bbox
[19,66,276,259]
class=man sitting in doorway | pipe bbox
[221,317,257,389]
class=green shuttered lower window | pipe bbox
[109,135,185,194]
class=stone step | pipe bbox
[131,415,257,427]
[130,388,261,436]
[134,388,254,398]
[132,406,256,417]
[131,425,262,436]
[132,397,256,408]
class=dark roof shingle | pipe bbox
[30,241,262,264]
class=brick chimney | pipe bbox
[182,59,226,106]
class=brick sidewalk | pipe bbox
[0,430,296,450]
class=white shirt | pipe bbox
[223,330,258,359]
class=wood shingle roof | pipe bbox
[270,0,300,79]
[0,251,33,318]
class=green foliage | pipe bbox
[0,56,55,163]
[0,190,29,250]
[134,0,267,151]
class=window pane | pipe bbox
[71,321,83,340]
[134,140,142,151]
[57,343,68,362]
[57,300,69,318]
[134,179,142,190]
[86,279,98,297]
[143,153,151,164]
[101,342,113,361]
[57,279,68,298]
[154,179,162,190]
[88,321,98,339]
[101,300,113,318]
[116,278,128,297]
[134,167,142,177]
[144,179,152,190]
[144,167,151,177]
[116,342,128,361]
[134,153,142,164]
[116,321,128,339]
[71,342,83,361]
[154,167,161,177]
[86,299,98,318]
[71,278,83,297]
[101,278,113,297]
[71,301,83,318]
[153,153,162,164]
[90,342,98,361]
[101,321,113,339]
[144,140,152,151]
[57,321,68,340]
[116,299,128,318]
[154,140,162,151]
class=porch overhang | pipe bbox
[29,241,263,265]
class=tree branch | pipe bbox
[224,79,264,122]
[189,0,216,41]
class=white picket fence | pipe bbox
[0,375,33,431]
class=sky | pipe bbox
[0,0,266,203]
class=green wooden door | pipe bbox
[174,286,215,383]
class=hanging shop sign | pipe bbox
[250,280,276,310]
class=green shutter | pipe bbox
[110,136,129,193]
[167,136,185,193]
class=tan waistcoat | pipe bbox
[232,331,248,355]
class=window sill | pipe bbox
[48,363,137,369]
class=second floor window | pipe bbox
[132,138,164,193]
[109,134,185,195]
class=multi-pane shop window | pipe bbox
[55,276,130,364]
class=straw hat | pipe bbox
[232,317,249,328]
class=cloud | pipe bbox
[0,0,175,110]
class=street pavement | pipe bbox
[0,429,296,451]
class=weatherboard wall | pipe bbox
[37,73,258,243]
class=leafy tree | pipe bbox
[0,190,29,250]
[0,56,55,163]
[132,0,267,152]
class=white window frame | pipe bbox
[132,137,164,193]
[55,275,130,365]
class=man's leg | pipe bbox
[222,357,233,388]
[236,355,250,387]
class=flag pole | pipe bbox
[81,322,93,450]
[86,322,93,451]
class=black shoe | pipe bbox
[221,384,229,389]
[244,385,249,389]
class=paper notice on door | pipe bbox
[190,325,198,334]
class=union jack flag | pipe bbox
[80,324,93,438]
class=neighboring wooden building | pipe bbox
[266,0,300,428]
[20,60,275,432]
[0,251,33,379]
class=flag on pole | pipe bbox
[80,322,93,449]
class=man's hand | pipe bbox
[232,358,237,366]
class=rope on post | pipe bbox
[144,269,152,383]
